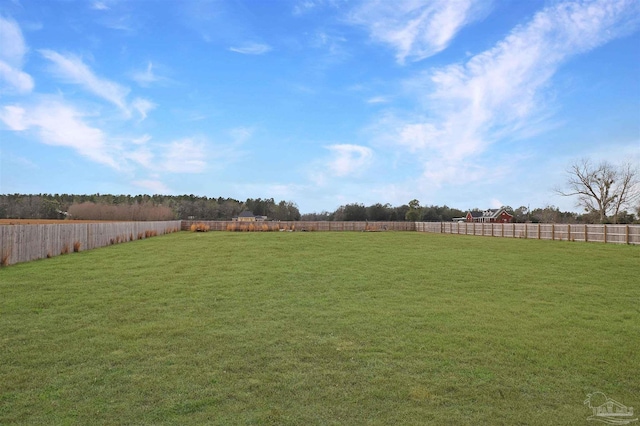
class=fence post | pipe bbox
[585,225,588,242]
[537,224,541,239]
[551,223,554,241]
[568,224,571,241]
[626,225,630,245]
[603,224,607,243]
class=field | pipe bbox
[1,232,638,424]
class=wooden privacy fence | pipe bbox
[2,220,637,267]
[415,222,640,245]
[0,221,181,267]
[181,220,417,232]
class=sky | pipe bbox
[0,0,639,214]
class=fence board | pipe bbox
[0,221,181,267]
[2,220,637,267]
[416,222,639,245]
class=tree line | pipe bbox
[1,193,638,224]
[0,194,301,222]
[1,157,638,224]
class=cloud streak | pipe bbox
[350,0,489,63]
[40,49,130,110]
[39,50,154,121]
[229,42,272,55]
[381,0,640,184]
[160,139,207,173]
[0,101,120,169]
[326,144,373,177]
[0,16,34,93]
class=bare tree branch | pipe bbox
[556,158,640,223]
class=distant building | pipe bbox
[232,211,268,222]
[233,211,257,222]
[462,209,513,223]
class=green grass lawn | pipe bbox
[1,231,638,425]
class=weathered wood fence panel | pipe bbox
[2,220,637,267]
[0,221,181,266]
[416,222,639,245]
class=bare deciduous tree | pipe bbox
[556,159,640,223]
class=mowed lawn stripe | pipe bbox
[1,232,638,424]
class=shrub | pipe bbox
[1,251,10,267]
[191,223,210,232]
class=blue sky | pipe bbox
[0,0,638,214]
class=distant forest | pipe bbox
[2,193,636,224]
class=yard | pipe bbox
[1,231,638,424]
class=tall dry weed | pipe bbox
[1,251,10,267]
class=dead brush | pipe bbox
[1,251,10,267]
[191,223,210,232]
[73,241,81,252]
[61,244,70,255]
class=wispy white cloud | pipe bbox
[325,144,373,177]
[160,139,207,173]
[293,0,346,16]
[0,16,34,94]
[0,16,28,66]
[132,179,171,194]
[228,127,253,145]
[377,0,640,185]
[293,0,319,16]
[131,97,155,121]
[39,50,155,121]
[229,42,272,55]
[0,100,120,169]
[0,98,213,176]
[349,0,490,63]
[40,49,130,111]
[124,145,154,169]
[0,62,34,94]
[92,1,110,10]
[131,62,164,87]
[366,96,389,104]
